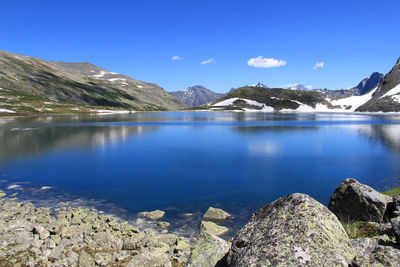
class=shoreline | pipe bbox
[1,179,400,266]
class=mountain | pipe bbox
[317,72,383,99]
[288,84,311,91]
[0,50,186,112]
[353,72,384,95]
[250,82,269,88]
[169,85,224,107]
[357,57,400,112]
[207,86,332,112]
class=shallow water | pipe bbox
[1,112,400,238]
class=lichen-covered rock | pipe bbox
[127,250,172,267]
[186,232,230,267]
[78,250,95,266]
[94,252,112,267]
[391,216,400,238]
[139,210,165,220]
[199,221,228,236]
[328,178,391,222]
[202,207,231,224]
[228,193,355,267]
[350,238,400,266]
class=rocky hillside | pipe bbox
[206,86,333,112]
[0,50,186,112]
[357,57,400,112]
[169,85,223,107]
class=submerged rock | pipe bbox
[186,232,230,267]
[139,210,165,220]
[0,190,5,198]
[328,178,391,223]
[199,221,228,236]
[202,207,231,224]
[227,193,355,266]
[156,221,170,228]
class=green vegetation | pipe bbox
[341,221,383,239]
[210,87,332,111]
[382,186,400,197]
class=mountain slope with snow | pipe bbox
[357,57,400,112]
[170,85,223,107]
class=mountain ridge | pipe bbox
[169,85,223,107]
[0,50,186,111]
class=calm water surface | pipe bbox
[1,112,400,237]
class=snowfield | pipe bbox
[329,87,378,112]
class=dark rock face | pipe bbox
[357,57,400,112]
[317,72,383,99]
[169,85,224,107]
[354,72,384,95]
[328,178,391,223]
[227,193,355,266]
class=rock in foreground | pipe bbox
[328,178,391,223]
[186,232,230,267]
[227,193,355,266]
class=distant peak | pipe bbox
[250,82,269,88]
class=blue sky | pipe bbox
[1,0,399,93]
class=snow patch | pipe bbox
[214,98,274,112]
[108,78,126,82]
[329,87,378,112]
[90,109,132,114]
[137,85,144,88]
[92,70,118,78]
[214,98,240,106]
[0,108,16,113]
[392,95,400,103]
[381,84,400,98]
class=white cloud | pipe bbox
[281,83,300,88]
[201,58,215,65]
[305,85,313,90]
[313,61,324,69]
[247,56,286,68]
[171,56,182,61]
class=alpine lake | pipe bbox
[1,111,400,239]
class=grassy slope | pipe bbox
[0,50,186,112]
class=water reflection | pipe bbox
[340,124,400,153]
[0,125,158,163]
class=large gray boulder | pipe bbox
[227,193,355,266]
[328,178,391,222]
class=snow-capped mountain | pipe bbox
[288,84,312,91]
[250,82,269,88]
[169,85,224,107]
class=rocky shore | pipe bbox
[1,178,400,266]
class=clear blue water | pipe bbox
[1,112,400,237]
